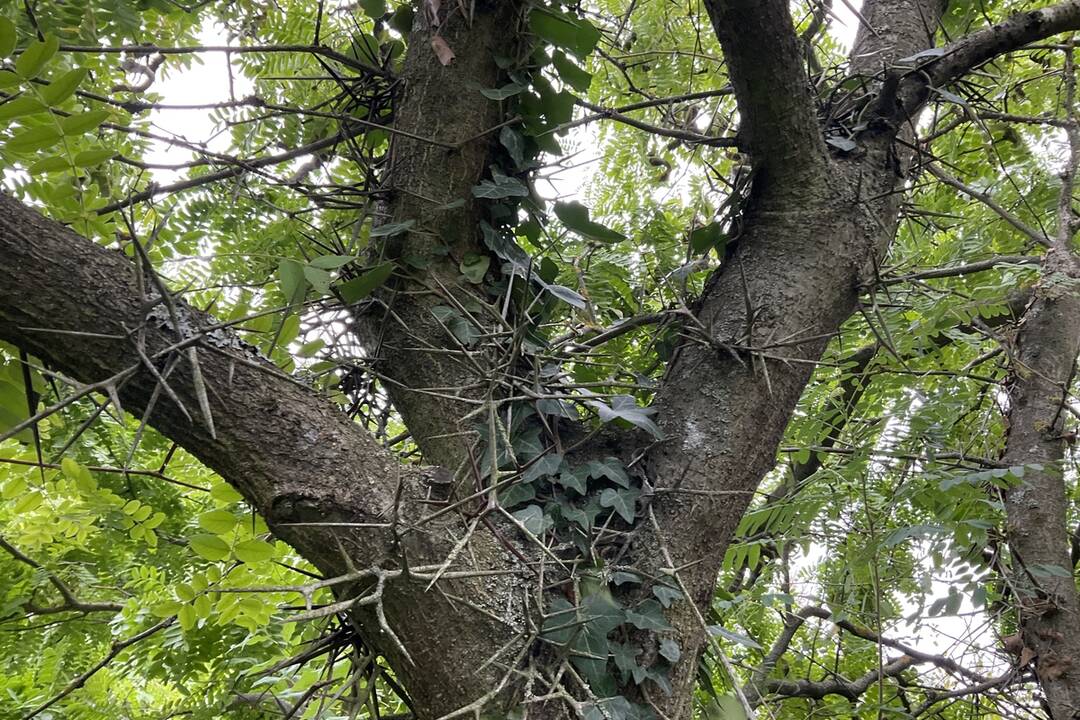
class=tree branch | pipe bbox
[702,0,828,191]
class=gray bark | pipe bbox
[2,0,1080,718]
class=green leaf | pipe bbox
[72,148,115,167]
[278,259,308,306]
[554,201,626,243]
[234,538,275,564]
[60,109,110,135]
[358,0,387,17]
[40,67,88,105]
[522,452,563,483]
[369,219,415,238]
[309,254,356,270]
[689,221,727,254]
[545,284,587,308]
[599,487,640,523]
[624,599,671,631]
[480,83,525,100]
[652,584,683,608]
[708,624,762,649]
[177,603,196,630]
[210,482,243,505]
[303,265,333,296]
[0,70,21,89]
[198,509,237,535]
[556,469,588,494]
[27,154,71,174]
[552,51,592,92]
[189,534,230,561]
[4,124,62,153]
[0,17,15,58]
[587,395,662,439]
[336,262,394,303]
[512,504,553,536]
[15,35,58,79]
[529,9,600,58]
[473,169,529,199]
[0,96,47,121]
[659,637,681,663]
[460,253,490,283]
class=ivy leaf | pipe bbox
[369,219,415,238]
[587,395,663,439]
[480,83,525,100]
[659,637,681,663]
[652,584,683,608]
[460,253,490,283]
[498,481,536,508]
[556,469,588,495]
[512,504,552,536]
[499,125,527,168]
[536,397,578,419]
[529,9,600,59]
[624,599,672,631]
[472,169,529,199]
[552,51,592,92]
[336,262,394,303]
[583,458,630,487]
[522,452,563,483]
[554,201,626,243]
[599,487,640,523]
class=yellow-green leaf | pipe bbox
[0,95,47,121]
[15,35,58,79]
[4,124,62,153]
[40,68,88,105]
[72,148,115,167]
[189,533,229,561]
[234,538,274,564]
[198,509,237,535]
[60,109,109,135]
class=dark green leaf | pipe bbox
[529,9,600,58]
[0,17,15,58]
[460,253,490,283]
[480,83,525,100]
[599,487,640,523]
[552,51,592,92]
[554,201,626,243]
[336,262,394,303]
[624,599,671,631]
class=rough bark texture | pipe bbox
[2,0,1080,718]
[358,1,525,468]
[0,192,526,719]
[1000,247,1080,720]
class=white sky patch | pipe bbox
[143,24,253,185]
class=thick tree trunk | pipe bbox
[1000,247,1080,720]
[3,1,1080,718]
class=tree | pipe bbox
[0,0,1078,718]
